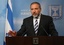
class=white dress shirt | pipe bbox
[33,14,41,28]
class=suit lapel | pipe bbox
[39,14,44,27]
[37,14,44,35]
[29,16,35,35]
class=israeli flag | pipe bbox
[4,0,14,45]
[5,0,14,36]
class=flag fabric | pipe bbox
[5,0,14,36]
[4,0,14,45]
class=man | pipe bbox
[8,2,58,36]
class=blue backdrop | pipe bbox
[0,0,7,45]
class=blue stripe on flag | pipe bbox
[7,2,14,30]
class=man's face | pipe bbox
[30,4,41,17]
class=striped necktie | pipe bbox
[34,19,39,35]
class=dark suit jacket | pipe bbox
[17,14,58,36]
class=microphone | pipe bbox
[22,30,28,36]
[41,25,49,36]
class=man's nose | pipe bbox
[33,10,36,13]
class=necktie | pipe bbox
[34,19,38,35]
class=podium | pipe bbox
[6,36,64,45]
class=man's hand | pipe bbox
[8,30,17,37]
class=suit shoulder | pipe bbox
[42,14,52,19]
[23,16,32,21]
